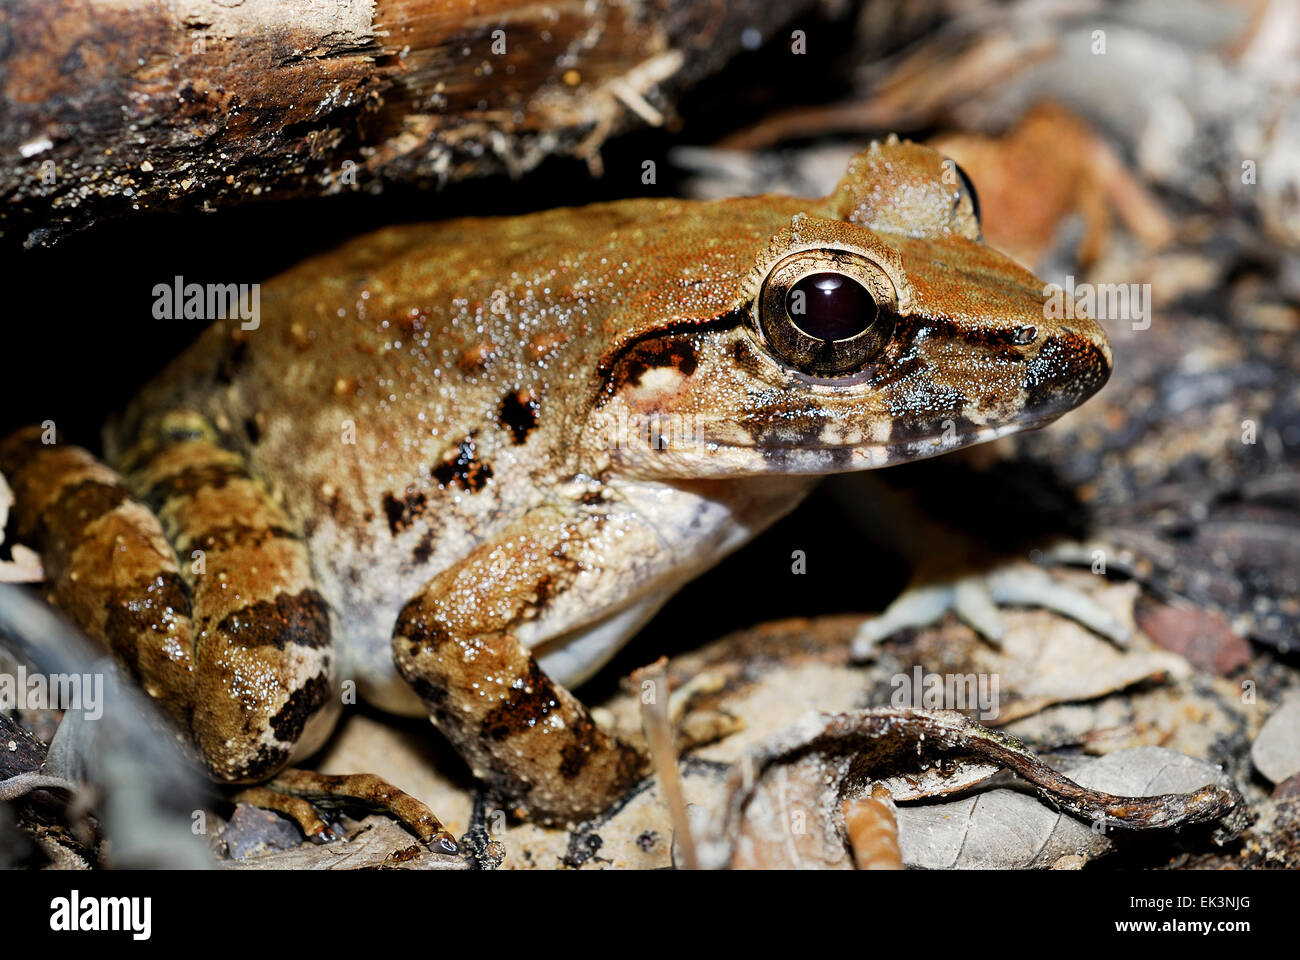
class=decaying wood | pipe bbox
[0,0,812,246]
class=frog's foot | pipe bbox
[850,560,1131,659]
[237,770,458,853]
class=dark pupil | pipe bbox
[787,273,876,341]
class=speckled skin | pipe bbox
[7,139,1111,824]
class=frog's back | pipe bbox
[107,195,796,711]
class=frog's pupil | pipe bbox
[787,273,875,342]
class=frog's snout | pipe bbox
[1020,316,1113,424]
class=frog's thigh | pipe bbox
[2,418,338,783]
[392,504,648,824]
[121,411,339,781]
[0,426,198,731]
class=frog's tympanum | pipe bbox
[2,139,1112,850]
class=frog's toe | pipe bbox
[951,575,1006,643]
[264,769,461,854]
[429,832,459,855]
[234,785,337,845]
[310,822,345,845]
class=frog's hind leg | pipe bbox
[118,410,343,780]
[392,504,649,825]
[4,417,458,850]
[0,425,198,734]
[1,415,338,781]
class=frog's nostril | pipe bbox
[1022,332,1112,421]
[1012,325,1037,345]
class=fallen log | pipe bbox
[0,0,811,246]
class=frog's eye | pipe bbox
[756,249,897,376]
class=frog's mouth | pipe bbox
[735,419,1033,473]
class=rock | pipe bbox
[1252,693,1300,784]
[220,804,304,860]
[1136,602,1253,675]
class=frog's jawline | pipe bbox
[736,419,1045,474]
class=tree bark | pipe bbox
[0,0,811,246]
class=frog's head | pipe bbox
[592,137,1111,478]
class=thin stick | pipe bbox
[633,657,698,869]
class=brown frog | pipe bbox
[1,138,1114,852]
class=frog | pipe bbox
[0,137,1115,854]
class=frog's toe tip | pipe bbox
[429,832,460,856]
[309,823,344,844]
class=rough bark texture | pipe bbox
[0,0,811,246]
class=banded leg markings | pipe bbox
[121,411,337,783]
[263,769,459,852]
[0,427,199,727]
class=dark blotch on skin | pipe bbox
[406,674,448,708]
[591,310,746,408]
[558,722,605,779]
[216,340,249,385]
[411,529,435,566]
[394,599,453,655]
[498,390,540,445]
[141,461,246,512]
[382,488,427,536]
[192,523,296,554]
[480,660,558,741]
[44,479,127,547]
[605,336,699,396]
[432,435,494,492]
[217,589,331,650]
[1023,334,1111,420]
[269,672,332,743]
[242,743,292,782]
[730,337,765,377]
[103,572,192,665]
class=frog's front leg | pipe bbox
[2,416,454,849]
[392,503,650,824]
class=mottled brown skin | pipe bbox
[4,139,1111,829]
